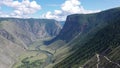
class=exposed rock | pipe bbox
[0,18,62,68]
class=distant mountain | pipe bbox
[59,21,65,27]
[0,7,120,68]
[0,18,62,68]
[0,18,62,46]
[52,7,120,68]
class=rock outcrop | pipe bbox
[0,18,62,68]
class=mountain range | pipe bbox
[47,7,120,68]
[0,7,120,68]
[0,18,62,68]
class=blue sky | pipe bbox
[0,0,120,21]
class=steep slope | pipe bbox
[53,7,120,68]
[0,18,62,68]
[0,18,62,46]
[0,35,25,68]
[46,10,106,45]
[47,7,120,45]
[59,21,65,27]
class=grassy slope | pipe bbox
[12,50,47,68]
[53,7,120,68]
[83,46,120,68]
[0,35,25,68]
[0,18,61,68]
[45,8,120,67]
[0,20,26,68]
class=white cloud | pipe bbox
[41,10,66,21]
[47,4,60,7]
[0,0,41,18]
[61,0,82,13]
[54,10,62,15]
[0,11,10,17]
[41,0,100,21]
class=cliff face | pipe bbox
[55,14,92,42]
[48,7,120,45]
[0,18,62,68]
[53,7,120,68]
[0,18,62,46]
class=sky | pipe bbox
[0,0,120,21]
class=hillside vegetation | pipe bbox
[53,7,120,68]
[0,18,62,68]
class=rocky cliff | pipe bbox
[53,7,120,68]
[0,18,62,46]
[47,7,120,45]
[0,18,62,68]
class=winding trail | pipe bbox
[96,54,100,68]
[103,56,120,67]
[96,53,120,68]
